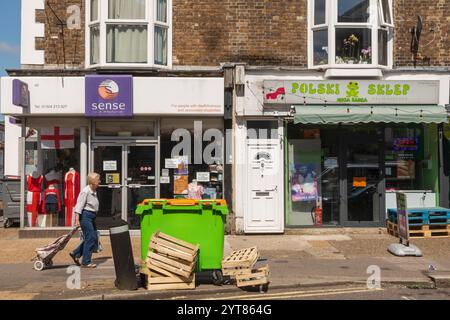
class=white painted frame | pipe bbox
[241,118,285,234]
[86,0,172,69]
[307,0,394,70]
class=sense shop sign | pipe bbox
[85,75,133,117]
[263,80,440,105]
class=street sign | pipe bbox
[396,192,409,245]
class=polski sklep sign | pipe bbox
[263,80,440,105]
[85,75,133,117]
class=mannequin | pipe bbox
[27,171,43,227]
[188,180,204,200]
[42,184,61,227]
[64,168,80,227]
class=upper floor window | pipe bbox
[309,0,393,69]
[88,0,171,68]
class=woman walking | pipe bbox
[69,173,100,268]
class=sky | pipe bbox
[0,0,21,76]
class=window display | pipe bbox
[385,126,425,191]
[25,128,81,228]
[160,118,224,200]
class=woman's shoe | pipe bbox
[69,252,81,266]
[82,263,97,268]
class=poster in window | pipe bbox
[174,175,189,195]
[165,158,178,169]
[175,156,189,175]
[196,172,210,182]
[397,160,415,179]
[291,164,318,202]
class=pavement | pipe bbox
[0,228,449,300]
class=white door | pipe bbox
[245,140,284,233]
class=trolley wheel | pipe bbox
[212,270,223,286]
[4,219,13,228]
[259,283,269,293]
[34,260,45,271]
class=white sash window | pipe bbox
[87,0,172,68]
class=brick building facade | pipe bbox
[23,0,450,69]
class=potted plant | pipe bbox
[341,34,359,64]
[360,46,372,64]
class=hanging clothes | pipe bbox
[64,170,80,227]
[26,174,42,227]
[42,185,62,227]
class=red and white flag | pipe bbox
[41,127,75,150]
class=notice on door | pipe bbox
[160,176,170,184]
[103,161,117,171]
[106,173,120,184]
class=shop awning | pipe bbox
[293,105,449,125]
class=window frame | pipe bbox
[86,0,172,69]
[308,0,393,70]
[378,0,394,27]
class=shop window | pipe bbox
[309,0,393,68]
[287,126,340,227]
[87,0,172,67]
[24,128,81,228]
[160,119,224,200]
[385,126,431,191]
[94,121,156,137]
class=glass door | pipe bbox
[93,144,125,230]
[343,129,385,226]
[125,145,158,230]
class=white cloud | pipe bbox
[0,42,20,55]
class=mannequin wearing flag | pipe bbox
[26,172,42,227]
[64,168,80,227]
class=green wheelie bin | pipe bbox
[136,199,229,285]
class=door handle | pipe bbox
[107,185,121,189]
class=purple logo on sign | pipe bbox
[85,75,133,118]
[12,79,30,108]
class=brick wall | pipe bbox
[32,0,449,69]
[393,0,450,67]
[173,0,308,67]
[41,0,85,68]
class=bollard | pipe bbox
[109,221,138,290]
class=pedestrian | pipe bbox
[69,173,100,268]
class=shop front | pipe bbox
[236,73,449,233]
[0,75,225,231]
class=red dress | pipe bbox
[64,170,80,227]
[26,175,42,227]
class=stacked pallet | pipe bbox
[222,247,269,291]
[387,207,450,239]
[141,231,199,291]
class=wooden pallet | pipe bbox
[143,231,199,290]
[387,221,450,239]
[222,247,259,269]
[236,266,270,288]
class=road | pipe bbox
[120,283,450,301]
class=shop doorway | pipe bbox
[92,143,158,230]
[244,121,284,233]
[342,129,385,226]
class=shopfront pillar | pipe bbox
[80,126,88,188]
